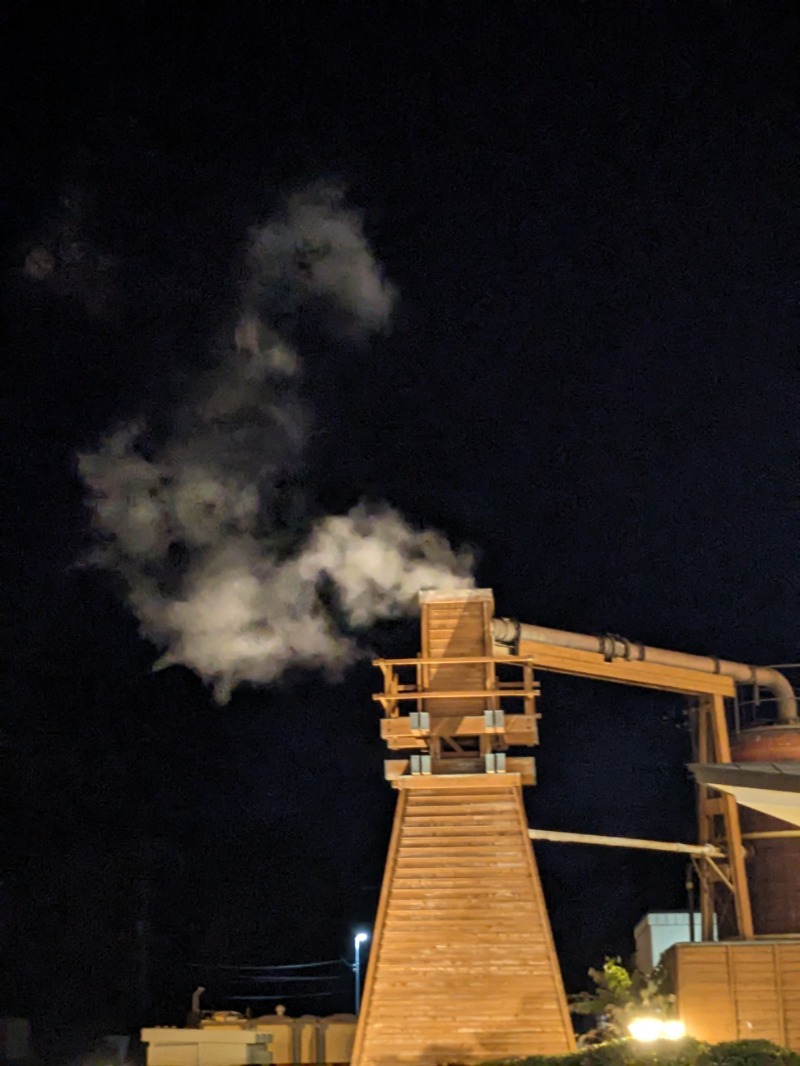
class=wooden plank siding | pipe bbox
[419,590,498,720]
[350,783,574,1066]
[352,590,571,1066]
[666,941,800,1050]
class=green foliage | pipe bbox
[697,1041,800,1066]
[484,963,798,1066]
[573,1037,706,1066]
[568,957,676,1042]
[481,1038,799,1066]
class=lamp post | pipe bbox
[354,932,369,1015]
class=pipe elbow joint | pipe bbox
[753,666,799,725]
[493,617,520,651]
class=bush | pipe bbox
[697,1041,800,1066]
[576,1037,705,1066]
[568,957,677,1043]
[482,1038,800,1066]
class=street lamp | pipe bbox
[353,932,369,1015]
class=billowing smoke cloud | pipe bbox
[78,182,473,701]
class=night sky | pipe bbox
[3,1,799,1059]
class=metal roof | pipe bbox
[689,762,800,827]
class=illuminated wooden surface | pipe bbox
[509,640,737,697]
[420,589,497,720]
[351,784,575,1066]
[374,592,539,773]
[666,941,800,1049]
[352,590,572,1066]
[695,694,753,940]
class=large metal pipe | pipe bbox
[492,618,799,724]
[527,827,725,858]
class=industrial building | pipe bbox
[141,1010,356,1066]
[143,588,800,1064]
[634,911,718,975]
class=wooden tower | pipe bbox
[351,589,574,1066]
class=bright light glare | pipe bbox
[628,1017,664,1042]
[662,1020,686,1041]
[354,932,369,945]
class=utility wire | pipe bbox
[191,959,343,971]
[225,993,333,1001]
[241,975,341,983]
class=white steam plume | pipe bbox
[78,182,473,701]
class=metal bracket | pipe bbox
[409,711,430,732]
[483,709,505,732]
[410,754,432,775]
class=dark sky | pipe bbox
[2,0,799,1057]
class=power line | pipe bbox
[192,959,343,971]
[194,959,347,976]
[225,993,333,1001]
[242,975,341,984]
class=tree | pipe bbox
[569,957,676,1043]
